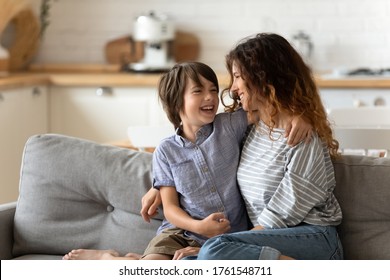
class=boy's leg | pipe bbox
[63,249,144,260]
[142,228,201,260]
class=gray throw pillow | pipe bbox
[13,134,162,257]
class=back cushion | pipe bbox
[13,134,162,257]
[333,155,390,259]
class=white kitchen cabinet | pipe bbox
[319,88,390,110]
[0,86,48,203]
[49,86,170,144]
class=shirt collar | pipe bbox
[174,123,213,147]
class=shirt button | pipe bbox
[210,186,216,192]
[203,167,208,172]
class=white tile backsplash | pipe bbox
[27,0,390,72]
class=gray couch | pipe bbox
[1,134,390,260]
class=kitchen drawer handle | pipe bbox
[353,99,365,107]
[32,87,41,96]
[96,87,113,96]
[374,97,386,106]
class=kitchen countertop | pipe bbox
[2,64,390,89]
[315,76,390,89]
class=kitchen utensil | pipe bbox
[7,8,40,71]
[128,11,175,72]
[0,44,9,75]
[105,31,200,68]
[173,31,200,62]
[105,36,144,65]
[292,31,313,64]
[0,0,29,33]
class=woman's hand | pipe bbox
[285,115,312,146]
[173,246,201,260]
[140,187,162,222]
[251,225,265,231]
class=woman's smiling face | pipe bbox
[231,61,264,112]
[231,62,252,111]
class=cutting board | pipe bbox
[105,31,200,65]
[105,36,144,65]
[173,31,200,62]
[8,8,40,71]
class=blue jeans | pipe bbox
[197,224,343,260]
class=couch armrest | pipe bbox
[0,202,16,259]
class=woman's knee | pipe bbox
[198,236,225,260]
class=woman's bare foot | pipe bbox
[62,249,120,260]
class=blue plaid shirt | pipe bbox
[152,109,250,245]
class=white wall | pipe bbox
[29,0,390,72]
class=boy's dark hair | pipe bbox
[158,62,219,129]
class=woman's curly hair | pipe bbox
[222,33,339,158]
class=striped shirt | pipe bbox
[237,122,342,229]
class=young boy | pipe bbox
[141,62,251,259]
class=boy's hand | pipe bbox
[140,187,161,222]
[285,115,312,146]
[198,212,231,238]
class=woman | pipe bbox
[197,33,343,260]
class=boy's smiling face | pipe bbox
[179,75,219,140]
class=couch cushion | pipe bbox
[333,155,390,259]
[13,134,162,257]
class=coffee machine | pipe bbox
[128,11,175,72]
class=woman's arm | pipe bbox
[160,186,231,238]
[251,225,264,231]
